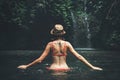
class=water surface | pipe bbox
[0,50,120,80]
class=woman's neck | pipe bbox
[52,37,64,41]
[56,37,63,40]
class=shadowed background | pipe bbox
[0,0,120,50]
[0,1,120,80]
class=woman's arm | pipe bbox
[67,42,102,70]
[17,42,51,69]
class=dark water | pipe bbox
[0,50,120,80]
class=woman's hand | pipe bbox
[17,65,28,69]
[92,66,103,71]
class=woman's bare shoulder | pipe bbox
[63,41,71,46]
[64,40,70,43]
[48,41,54,44]
[47,42,53,46]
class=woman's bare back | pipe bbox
[48,40,70,70]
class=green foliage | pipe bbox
[48,0,72,27]
[12,1,27,25]
[106,31,120,49]
[0,0,120,49]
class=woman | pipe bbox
[18,24,102,71]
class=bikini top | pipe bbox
[51,41,67,56]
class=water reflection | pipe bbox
[51,72,68,80]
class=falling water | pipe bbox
[70,12,92,48]
[70,0,92,49]
[83,0,92,48]
[84,16,91,48]
[70,11,78,47]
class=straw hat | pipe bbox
[50,24,66,36]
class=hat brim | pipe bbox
[50,29,54,34]
[50,29,66,35]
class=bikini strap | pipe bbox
[51,41,67,56]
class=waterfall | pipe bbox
[83,0,91,48]
[70,11,78,47]
[70,10,92,48]
[84,16,91,48]
[70,0,92,49]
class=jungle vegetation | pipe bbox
[0,0,120,50]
